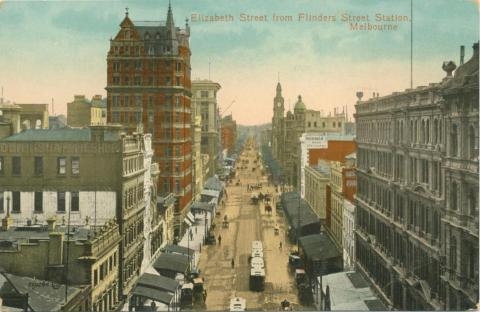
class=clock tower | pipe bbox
[271,82,285,162]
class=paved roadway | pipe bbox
[197,140,312,311]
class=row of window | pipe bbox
[111,94,183,108]
[93,251,117,287]
[112,43,172,56]
[112,60,182,72]
[111,75,182,87]
[306,121,342,128]
[0,191,79,213]
[0,156,79,176]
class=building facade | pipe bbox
[0,218,121,312]
[106,5,193,236]
[354,43,478,310]
[191,80,221,178]
[304,163,330,224]
[343,198,355,271]
[270,83,347,188]
[67,95,107,127]
[0,125,163,306]
[221,114,237,155]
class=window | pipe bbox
[12,156,21,175]
[113,62,120,72]
[469,125,477,159]
[12,191,20,213]
[332,122,336,128]
[450,182,458,210]
[134,76,141,86]
[0,157,4,175]
[175,180,180,192]
[451,124,458,157]
[450,236,457,271]
[163,180,170,193]
[0,192,3,213]
[322,122,325,128]
[57,157,66,175]
[338,122,342,128]
[113,76,120,85]
[113,112,120,122]
[135,112,141,123]
[93,269,98,286]
[71,157,80,175]
[124,112,130,123]
[201,91,209,98]
[469,188,477,215]
[71,192,79,211]
[57,192,66,212]
[135,60,141,70]
[165,76,171,85]
[175,112,180,123]
[124,76,130,85]
[175,129,181,138]
[176,77,180,86]
[34,192,43,212]
[135,95,142,107]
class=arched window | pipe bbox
[450,181,458,210]
[433,119,438,144]
[145,32,150,40]
[413,119,418,143]
[451,124,458,156]
[426,119,430,144]
[469,125,477,159]
[410,120,414,141]
[469,187,477,215]
[421,120,426,144]
[450,236,457,271]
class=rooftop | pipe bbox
[0,127,120,142]
[317,271,387,311]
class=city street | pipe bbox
[197,141,310,311]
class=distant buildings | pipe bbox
[221,114,237,155]
[49,114,67,129]
[67,95,106,127]
[271,82,347,187]
[0,103,49,139]
[106,4,193,237]
[354,43,478,310]
[192,79,222,178]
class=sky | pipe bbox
[0,0,478,125]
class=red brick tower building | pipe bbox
[106,4,192,235]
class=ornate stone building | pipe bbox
[270,83,346,188]
[354,43,478,310]
[106,4,193,237]
[191,79,221,178]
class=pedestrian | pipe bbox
[218,235,222,245]
[231,258,235,268]
[203,289,207,302]
[279,241,283,250]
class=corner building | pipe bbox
[106,5,192,236]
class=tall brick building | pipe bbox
[106,4,192,235]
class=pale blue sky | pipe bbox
[0,0,478,124]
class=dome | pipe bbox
[294,95,306,112]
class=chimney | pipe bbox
[47,217,57,232]
[460,45,465,65]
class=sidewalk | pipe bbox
[178,210,214,269]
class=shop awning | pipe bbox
[163,244,195,258]
[298,233,340,261]
[190,201,215,213]
[184,212,195,226]
[153,253,190,275]
[132,285,174,305]
[137,273,179,293]
[201,189,220,198]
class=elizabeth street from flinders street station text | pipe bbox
[190,12,409,24]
